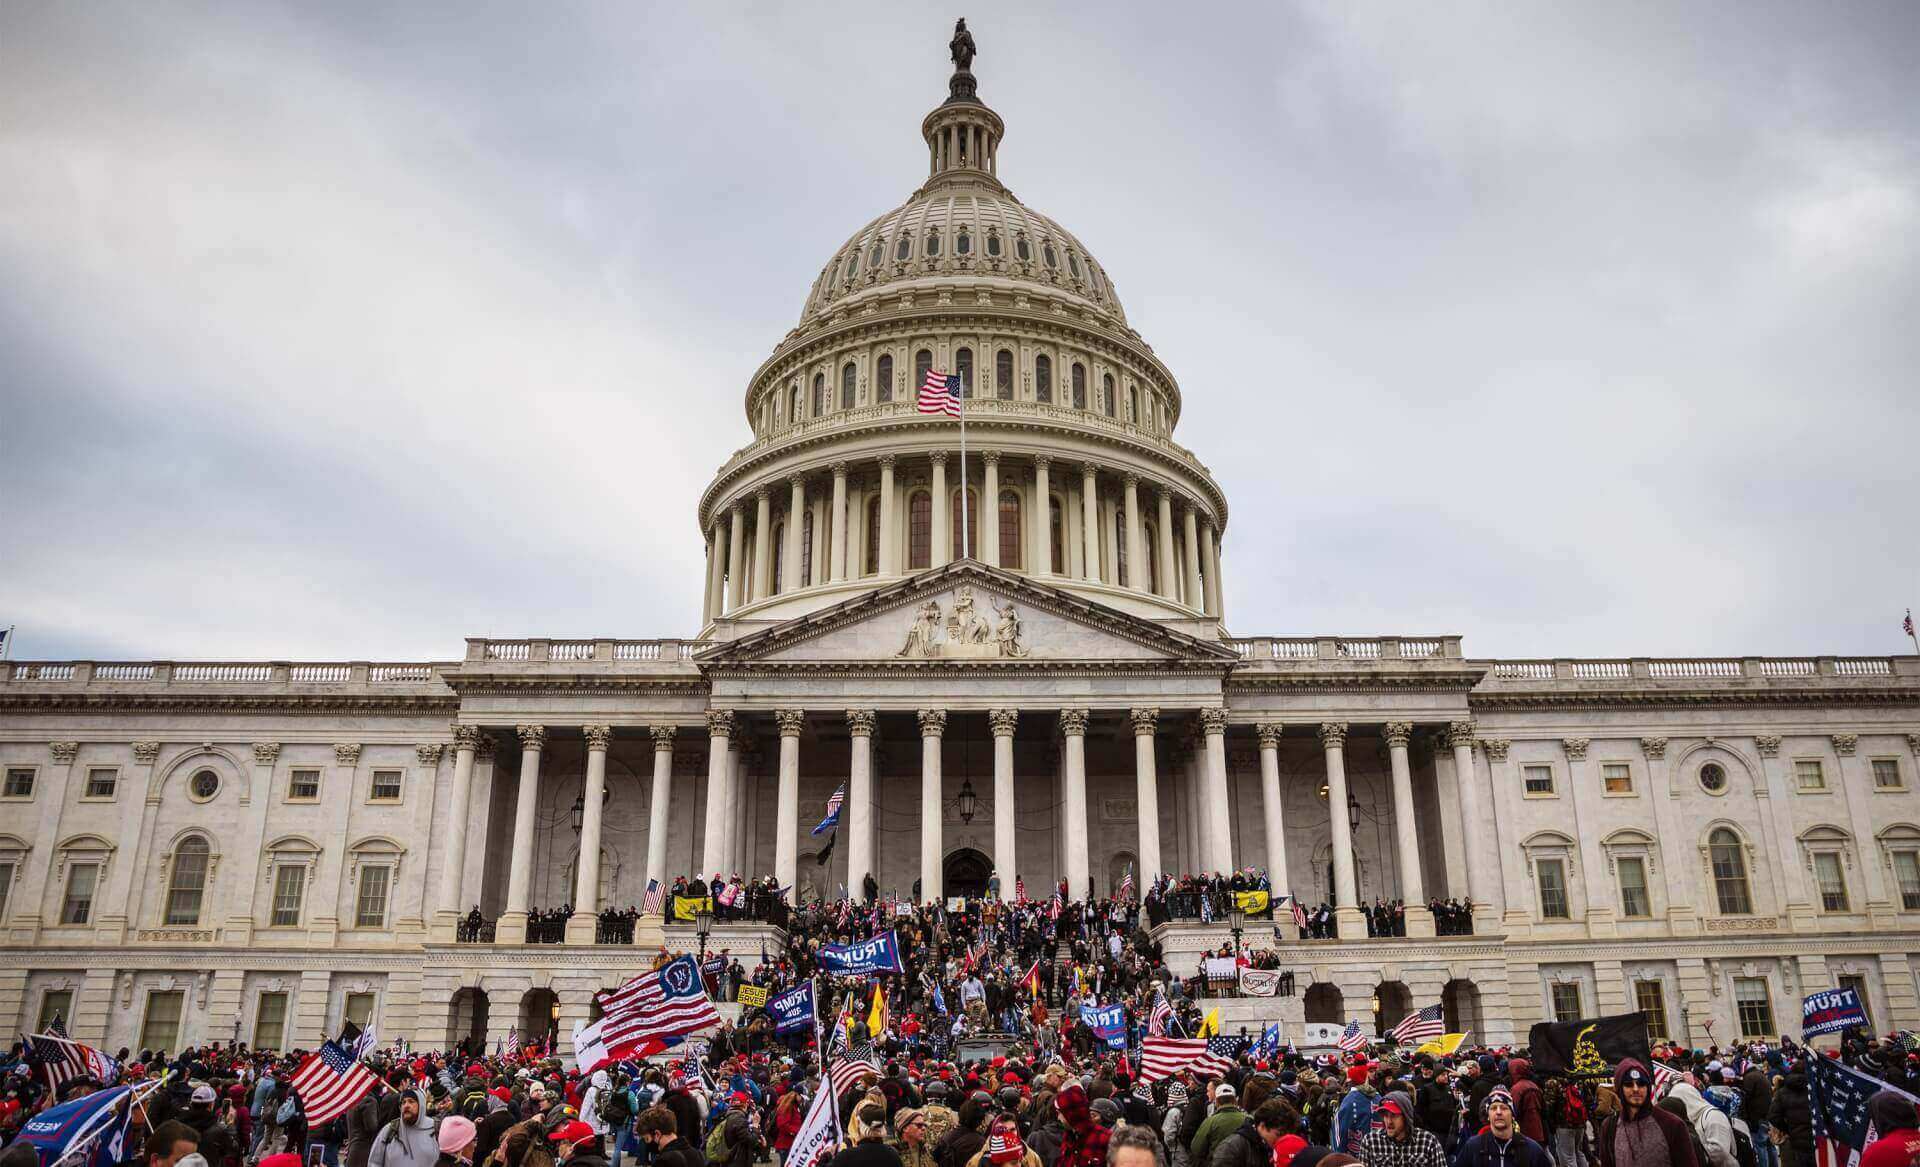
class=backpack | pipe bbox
[276,1097,298,1125]
[600,1087,633,1128]
[705,1118,732,1167]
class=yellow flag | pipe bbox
[1232,890,1272,915]
[1198,1007,1221,1038]
[868,982,887,1035]
[1416,1033,1469,1057]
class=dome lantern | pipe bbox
[922,19,1003,187]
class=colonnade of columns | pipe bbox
[433,715,1494,944]
[700,453,1227,623]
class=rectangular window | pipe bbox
[1838,975,1873,1030]
[1537,858,1570,919]
[344,992,376,1029]
[1523,765,1555,796]
[61,862,99,924]
[139,990,185,1053]
[270,865,307,927]
[254,991,289,1051]
[288,769,321,800]
[1796,759,1826,791]
[1874,759,1904,789]
[355,866,390,928]
[84,768,117,798]
[1635,980,1670,1041]
[3,768,34,797]
[38,989,74,1033]
[1814,852,1850,912]
[1602,763,1633,795]
[1617,856,1651,918]
[1550,982,1582,1022]
[1894,851,1920,910]
[369,770,403,801]
[1734,976,1774,1037]
[0,860,13,921]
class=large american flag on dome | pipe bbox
[918,369,962,417]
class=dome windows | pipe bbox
[1102,372,1116,417]
[1043,242,1058,269]
[1071,362,1087,409]
[915,349,933,390]
[897,235,912,262]
[841,362,857,410]
[870,240,886,268]
[956,229,971,255]
[789,383,801,423]
[926,230,941,257]
[955,347,973,395]
[876,354,894,404]
[845,251,858,279]
[1068,251,1083,279]
[995,349,1013,399]
[986,231,1001,257]
[1034,355,1053,403]
[908,491,932,570]
[811,373,826,417]
[1015,235,1031,262]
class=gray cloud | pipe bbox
[2,1,1915,661]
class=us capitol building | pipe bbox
[3,28,1917,1058]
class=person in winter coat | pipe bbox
[637,1106,703,1167]
[1858,1091,1920,1167]
[370,1090,440,1167]
[1335,1071,1379,1159]
[1191,1085,1250,1167]
[1767,1069,1813,1167]
[1161,1084,1192,1167]
[1414,1065,1461,1152]
[935,1096,990,1167]
[1596,1060,1700,1167]
[1506,1063,1546,1149]
[1211,1101,1297,1167]
[832,1105,906,1167]
[1452,1088,1552,1167]
[581,1074,613,1139]
[965,1116,1042,1167]
[350,1084,404,1167]
[1666,1084,1735,1167]
[1357,1093,1447,1167]
[437,1116,478,1167]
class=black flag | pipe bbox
[1527,1011,1652,1077]
[816,831,836,865]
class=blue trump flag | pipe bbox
[819,932,906,976]
[1080,1003,1129,1051]
[18,1083,134,1167]
[768,981,817,1035]
[1804,988,1871,1038]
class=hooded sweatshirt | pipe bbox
[371,1090,441,1167]
[1597,1060,1700,1167]
[1666,1084,1735,1167]
[1507,1061,1545,1145]
[1858,1091,1920,1167]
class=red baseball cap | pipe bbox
[552,1122,597,1146]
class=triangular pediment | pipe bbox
[696,561,1239,668]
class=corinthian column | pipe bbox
[1200,708,1233,873]
[1061,709,1092,899]
[700,712,734,877]
[434,725,482,938]
[981,452,1001,567]
[829,463,850,583]
[752,489,773,601]
[1182,503,1203,607]
[785,476,806,593]
[500,724,546,944]
[918,709,947,902]
[847,710,877,897]
[726,505,746,611]
[1447,720,1496,930]
[643,726,676,913]
[1032,457,1052,574]
[1080,463,1101,583]
[990,710,1018,898]
[774,711,804,897]
[1384,722,1431,936]
[877,456,897,575]
[1123,474,1145,592]
[1132,709,1163,885]
[1256,724,1288,899]
[1155,489,1178,600]
[1321,721,1362,935]
[566,725,613,943]
[931,451,950,567]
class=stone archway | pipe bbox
[1304,982,1344,1025]
[519,988,559,1050]
[1443,979,1481,1037]
[449,987,489,1055]
[944,847,992,899]
[1374,980,1412,1037]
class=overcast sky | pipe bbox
[3,2,1916,663]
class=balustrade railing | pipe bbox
[525,913,569,945]
[455,916,497,943]
[596,910,637,945]
[291,664,352,683]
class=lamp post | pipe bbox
[1228,904,1246,954]
[1370,993,1382,1037]
[695,904,713,964]
[956,776,977,825]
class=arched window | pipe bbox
[995,349,1013,399]
[986,231,1001,257]
[1143,521,1159,592]
[800,510,814,587]
[952,488,978,559]
[896,235,911,261]
[864,497,882,575]
[915,349,933,391]
[811,373,825,417]
[870,240,885,267]
[789,384,801,422]
[1114,508,1128,587]
[1709,828,1752,915]
[1071,363,1087,409]
[925,230,941,257]
[956,229,971,255]
[841,362,857,410]
[1049,497,1065,573]
[845,250,858,278]
[1129,386,1140,423]
[1015,235,1031,262]
[908,491,932,570]
[1034,355,1052,403]
[1102,372,1116,417]
[166,836,210,926]
[955,347,973,397]
[999,490,1022,569]
[1043,243,1058,269]
[770,522,784,595]
[1068,251,1083,278]
[876,354,894,403]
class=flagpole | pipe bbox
[959,373,969,560]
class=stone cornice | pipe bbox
[1469,684,1920,711]
[0,692,459,716]
[1226,667,1487,695]
[439,673,709,698]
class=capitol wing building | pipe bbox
[3,45,1918,1059]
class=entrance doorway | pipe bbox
[944,847,992,899]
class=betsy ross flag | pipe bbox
[641,878,664,916]
[1809,1053,1915,1167]
[918,369,962,417]
[1391,1004,1445,1046]
[24,1033,119,1092]
[288,1040,380,1126]
[574,955,721,1072]
[1337,1020,1370,1052]
[1138,1036,1236,1082]
[813,785,845,836]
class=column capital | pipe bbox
[989,709,1020,737]
[1080,460,1099,479]
[1481,737,1511,762]
[416,743,446,766]
[753,486,770,502]
[775,710,806,737]
[1256,723,1283,750]
[252,742,282,765]
[877,453,897,469]
[1755,734,1782,758]
[453,724,483,750]
[1641,736,1669,760]
[929,450,949,466]
[1059,708,1090,737]
[917,708,948,737]
[335,742,363,765]
[515,725,546,751]
[1033,454,1050,470]
[705,710,734,738]
[1156,485,1174,504]
[981,450,1000,466]
[1383,721,1413,749]
[650,724,678,750]
[1318,721,1348,749]
[1198,707,1229,735]
[1131,708,1161,736]
[1445,720,1478,749]
[1562,736,1591,761]
[788,473,807,489]
[583,725,613,751]
[1122,472,1140,489]
[49,741,78,763]
[132,740,161,764]
[477,736,497,762]
[846,709,877,738]
[1832,733,1859,757]
[730,499,745,517]
[831,461,849,478]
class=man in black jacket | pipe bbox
[636,1106,704,1167]
[1414,1060,1460,1150]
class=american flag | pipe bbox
[1147,995,1174,1038]
[45,1012,66,1038]
[1138,1036,1236,1082]
[1116,865,1134,901]
[827,1036,880,1096]
[23,1033,119,1092]
[1651,1061,1680,1098]
[1906,609,1916,638]
[503,1026,520,1056]
[582,955,722,1063]
[1809,1053,1914,1167]
[1337,1020,1370,1052]
[641,878,664,916]
[1289,896,1308,931]
[288,1040,379,1126]
[813,785,845,836]
[918,369,962,417]
[1391,1004,1445,1046]
[674,1039,713,1092]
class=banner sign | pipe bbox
[1804,988,1871,1037]
[1080,1003,1129,1050]
[1527,1012,1652,1077]
[1298,1022,1348,1048]
[1239,968,1282,997]
[1204,957,1238,982]
[736,985,769,1009]
[820,931,906,976]
[767,982,816,1034]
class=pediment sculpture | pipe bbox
[897,585,1030,659]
